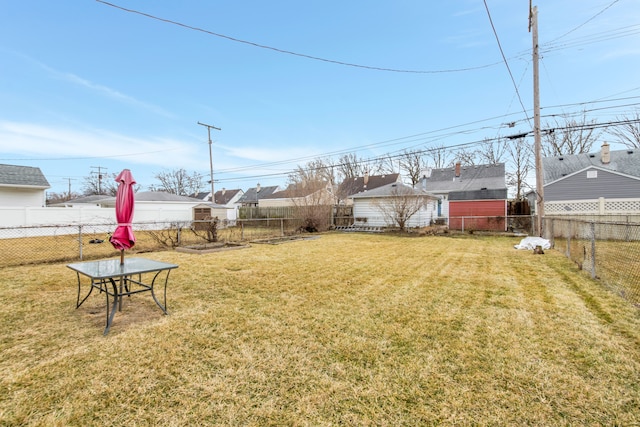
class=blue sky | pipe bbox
[1,0,639,196]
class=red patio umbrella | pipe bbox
[110,169,136,264]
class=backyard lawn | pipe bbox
[1,233,639,426]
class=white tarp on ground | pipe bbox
[514,236,551,250]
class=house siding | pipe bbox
[353,198,437,228]
[0,187,46,207]
[545,168,640,201]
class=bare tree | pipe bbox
[46,191,82,205]
[372,184,429,231]
[83,172,120,196]
[477,137,508,165]
[608,111,640,149]
[336,153,369,181]
[453,146,478,166]
[506,137,532,200]
[542,112,601,156]
[287,158,335,232]
[288,158,335,188]
[378,154,400,175]
[398,149,427,187]
[425,144,450,169]
[154,168,205,196]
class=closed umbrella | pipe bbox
[110,169,136,264]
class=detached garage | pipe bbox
[421,162,508,231]
[448,189,508,231]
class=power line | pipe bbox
[547,0,621,43]
[213,117,640,184]
[95,0,503,74]
[212,99,640,176]
[482,0,531,126]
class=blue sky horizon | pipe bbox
[1,1,639,196]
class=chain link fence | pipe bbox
[0,218,306,268]
[544,216,640,306]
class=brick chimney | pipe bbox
[455,162,461,178]
[363,171,369,188]
[601,142,610,164]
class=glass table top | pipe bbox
[67,257,178,279]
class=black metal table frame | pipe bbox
[67,258,178,335]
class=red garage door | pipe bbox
[449,200,507,231]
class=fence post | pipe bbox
[241,221,245,240]
[590,222,596,279]
[566,220,572,258]
[461,217,465,233]
[281,218,284,237]
[78,225,83,260]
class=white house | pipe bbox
[5,191,224,229]
[349,182,440,229]
[0,164,50,207]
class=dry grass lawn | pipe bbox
[1,233,639,426]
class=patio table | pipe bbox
[67,257,178,335]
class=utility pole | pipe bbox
[64,177,77,200]
[91,166,107,195]
[530,4,544,236]
[197,121,221,203]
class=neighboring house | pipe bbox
[421,162,508,231]
[192,191,212,202]
[0,164,50,207]
[349,182,439,229]
[543,143,640,215]
[193,188,244,222]
[48,194,112,207]
[336,172,401,205]
[237,184,280,207]
[259,181,336,208]
[102,191,230,222]
[213,188,244,206]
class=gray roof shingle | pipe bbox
[337,173,401,197]
[350,182,438,199]
[422,163,506,193]
[237,185,279,203]
[0,164,50,188]
[543,147,640,184]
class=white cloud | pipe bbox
[10,51,175,118]
[0,121,202,170]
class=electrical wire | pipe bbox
[95,0,502,75]
[213,117,640,184]
[546,0,620,44]
[482,0,531,126]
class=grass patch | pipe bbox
[1,233,639,425]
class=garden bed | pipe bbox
[175,242,250,254]
[250,235,320,245]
